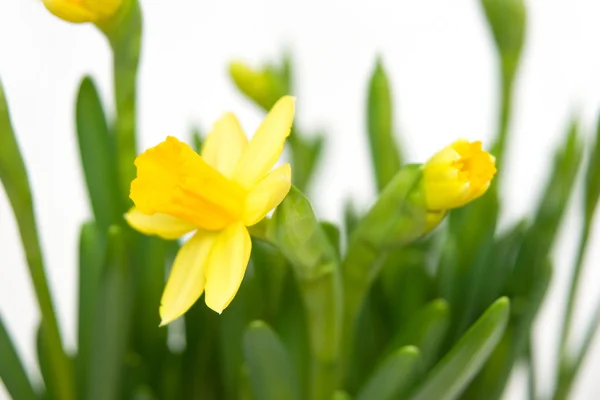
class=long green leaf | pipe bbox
[75,77,121,231]
[0,78,74,400]
[0,316,37,400]
[243,321,302,400]
[409,297,510,400]
[86,226,132,400]
[366,58,402,192]
[357,346,420,400]
[386,299,450,371]
[76,221,105,399]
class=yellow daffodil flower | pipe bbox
[125,96,295,325]
[43,0,122,23]
[424,139,496,211]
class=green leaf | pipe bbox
[288,133,324,193]
[191,126,204,154]
[386,299,450,371]
[267,187,342,400]
[357,346,421,400]
[465,261,551,400]
[268,186,339,280]
[86,226,133,400]
[228,61,287,111]
[584,114,600,223]
[480,0,526,83]
[76,221,105,399]
[379,245,436,329]
[0,78,75,400]
[409,297,510,400]
[321,221,341,259]
[512,120,582,296]
[481,0,526,164]
[349,165,425,253]
[343,200,361,238]
[366,57,402,192]
[243,321,302,400]
[131,235,168,387]
[75,76,121,231]
[251,240,288,318]
[0,316,37,400]
[343,165,426,328]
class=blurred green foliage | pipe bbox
[1,0,599,399]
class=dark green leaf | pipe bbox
[409,297,510,400]
[76,221,105,399]
[386,299,450,371]
[86,226,133,400]
[357,346,420,400]
[0,316,37,400]
[584,114,600,222]
[366,57,402,192]
[243,321,302,400]
[75,76,121,230]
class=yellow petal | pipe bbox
[124,208,196,240]
[130,136,246,231]
[159,230,218,325]
[43,0,122,23]
[243,163,292,226]
[201,113,248,178]
[232,96,295,189]
[204,223,252,313]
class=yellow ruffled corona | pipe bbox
[43,0,123,23]
[125,96,295,325]
[424,139,496,211]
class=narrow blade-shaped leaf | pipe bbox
[409,297,510,400]
[76,76,121,230]
[87,226,132,400]
[0,316,37,400]
[76,221,105,399]
[357,346,420,400]
[0,79,74,400]
[243,321,302,400]
[366,58,402,192]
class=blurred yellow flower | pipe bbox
[126,96,295,325]
[43,0,122,23]
[424,139,496,211]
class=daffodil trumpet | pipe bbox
[126,96,295,325]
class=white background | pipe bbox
[1,0,600,399]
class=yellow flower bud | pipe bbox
[424,139,496,211]
[43,0,123,23]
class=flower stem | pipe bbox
[98,0,142,208]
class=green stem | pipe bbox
[301,272,342,400]
[491,76,514,173]
[98,0,142,206]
